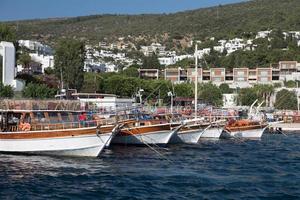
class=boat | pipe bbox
[111,119,183,145]
[199,120,226,139]
[152,114,210,144]
[221,119,268,139]
[200,125,223,139]
[169,122,211,144]
[0,110,119,157]
[220,100,269,139]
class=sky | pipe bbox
[0,0,247,21]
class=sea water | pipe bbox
[0,134,299,199]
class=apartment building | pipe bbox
[138,69,159,80]
[158,61,300,88]
[164,68,187,83]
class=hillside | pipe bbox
[3,0,300,46]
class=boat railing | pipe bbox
[18,118,116,132]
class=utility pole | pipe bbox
[297,81,299,113]
[195,44,198,120]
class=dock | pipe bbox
[269,123,300,132]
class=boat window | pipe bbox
[8,113,21,124]
[23,113,31,123]
[60,112,71,122]
[33,112,47,123]
[73,113,80,121]
[48,112,60,123]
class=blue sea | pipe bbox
[0,134,299,199]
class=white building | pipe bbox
[29,53,54,73]
[159,57,176,66]
[256,31,272,39]
[18,40,53,55]
[0,41,24,91]
[140,43,166,57]
[195,48,211,59]
[71,93,134,113]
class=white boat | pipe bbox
[169,123,211,144]
[221,127,267,139]
[220,119,268,139]
[111,120,182,145]
[200,126,223,139]
[0,110,118,157]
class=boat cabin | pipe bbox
[0,110,98,132]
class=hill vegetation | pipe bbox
[2,0,300,46]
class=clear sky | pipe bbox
[0,0,247,21]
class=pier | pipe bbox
[269,123,300,132]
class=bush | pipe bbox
[22,83,57,99]
[274,89,297,110]
[0,83,14,98]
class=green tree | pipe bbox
[54,38,85,90]
[142,54,161,69]
[238,87,259,106]
[0,82,14,98]
[284,80,297,88]
[198,82,222,106]
[219,83,232,94]
[274,89,297,110]
[121,65,139,77]
[18,52,32,69]
[253,84,274,106]
[174,83,194,97]
[22,83,57,99]
[102,75,141,97]
[0,24,16,42]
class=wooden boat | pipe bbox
[200,121,225,139]
[169,123,210,144]
[111,119,183,145]
[152,114,209,144]
[221,119,268,139]
[0,110,118,157]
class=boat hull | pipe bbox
[220,128,266,139]
[111,130,175,145]
[169,129,203,144]
[0,128,112,157]
[201,127,222,139]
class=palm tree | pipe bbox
[254,84,274,107]
[18,52,31,69]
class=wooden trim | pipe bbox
[226,124,267,132]
[120,124,171,136]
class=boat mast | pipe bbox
[194,44,198,120]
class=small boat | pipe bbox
[221,119,268,139]
[200,121,225,139]
[0,110,118,157]
[200,126,223,139]
[111,119,183,145]
[152,114,210,144]
[169,123,210,144]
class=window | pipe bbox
[237,71,245,76]
[260,71,269,76]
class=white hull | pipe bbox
[169,129,203,144]
[221,128,266,139]
[111,129,177,145]
[201,127,222,139]
[0,133,112,157]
